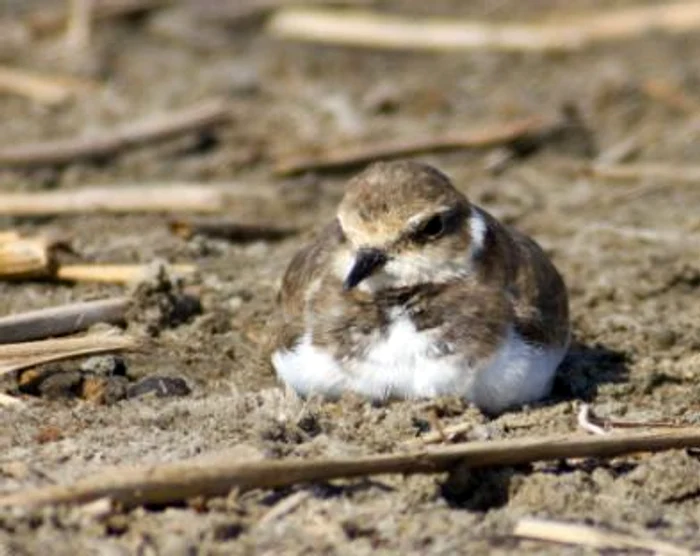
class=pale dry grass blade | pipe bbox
[0,334,140,377]
[269,3,700,53]
[513,518,693,556]
[0,297,130,344]
[2,428,700,509]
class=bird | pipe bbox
[271,160,570,414]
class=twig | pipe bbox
[256,491,310,527]
[55,264,197,284]
[0,233,197,283]
[0,333,139,377]
[578,404,687,434]
[2,428,700,509]
[0,98,231,167]
[65,0,93,51]
[0,297,130,344]
[604,418,689,430]
[0,66,96,106]
[169,218,297,242]
[268,3,700,53]
[551,159,700,183]
[405,421,474,447]
[0,185,224,216]
[594,135,641,165]
[0,236,52,279]
[577,404,608,436]
[513,518,692,556]
[425,408,448,443]
[274,116,556,176]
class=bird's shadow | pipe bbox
[441,339,629,511]
[549,337,629,404]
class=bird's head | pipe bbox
[334,161,487,292]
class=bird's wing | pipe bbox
[275,219,345,349]
[508,228,570,347]
[474,207,569,348]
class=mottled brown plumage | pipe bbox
[273,161,570,413]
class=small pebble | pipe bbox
[81,376,129,405]
[80,356,127,377]
[127,376,191,399]
[36,370,83,400]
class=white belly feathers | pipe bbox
[272,315,567,414]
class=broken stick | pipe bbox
[578,403,687,435]
[0,185,224,216]
[0,65,96,106]
[0,236,53,279]
[552,159,700,183]
[2,428,700,509]
[274,116,556,176]
[513,518,692,556]
[0,231,197,283]
[65,0,93,51]
[55,264,197,284]
[268,3,700,53]
[0,297,129,344]
[0,98,231,167]
[0,333,139,377]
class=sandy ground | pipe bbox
[2,0,700,554]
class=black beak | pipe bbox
[343,248,388,291]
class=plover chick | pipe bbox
[272,161,570,414]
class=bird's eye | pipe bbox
[416,214,445,241]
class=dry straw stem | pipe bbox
[0,98,230,168]
[404,421,473,447]
[0,236,52,279]
[0,234,197,284]
[554,159,700,183]
[2,428,700,509]
[268,2,700,52]
[0,297,130,344]
[56,264,197,284]
[0,66,96,106]
[0,185,224,216]
[578,403,687,435]
[577,404,608,435]
[65,0,93,51]
[275,116,552,176]
[513,518,692,556]
[0,333,139,377]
